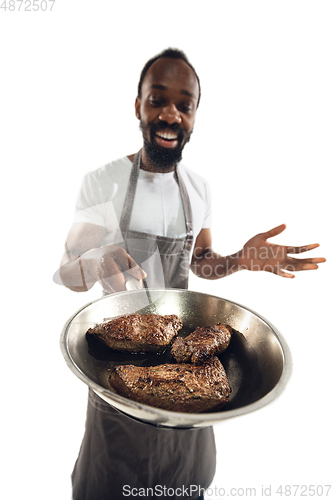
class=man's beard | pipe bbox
[139,120,192,171]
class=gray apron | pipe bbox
[119,149,194,290]
[71,151,216,500]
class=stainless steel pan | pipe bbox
[60,289,292,428]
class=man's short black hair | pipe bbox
[137,48,201,107]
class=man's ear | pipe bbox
[135,97,141,120]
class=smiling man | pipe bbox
[136,55,198,171]
[57,48,325,500]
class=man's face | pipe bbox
[135,58,199,171]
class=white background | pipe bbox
[1,1,332,499]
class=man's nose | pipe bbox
[159,104,181,124]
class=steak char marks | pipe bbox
[109,357,231,413]
[171,324,233,364]
[86,314,182,353]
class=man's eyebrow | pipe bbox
[151,84,167,91]
[180,89,197,99]
[150,84,197,100]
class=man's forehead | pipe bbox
[141,58,199,101]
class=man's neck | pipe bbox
[127,150,176,173]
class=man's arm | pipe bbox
[191,225,326,280]
[190,228,241,279]
[55,222,146,293]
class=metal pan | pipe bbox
[60,289,292,428]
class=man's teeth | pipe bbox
[156,131,178,140]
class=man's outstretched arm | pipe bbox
[190,224,326,280]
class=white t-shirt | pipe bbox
[74,156,212,261]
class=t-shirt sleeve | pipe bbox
[73,171,109,228]
[202,179,212,229]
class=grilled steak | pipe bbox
[171,324,233,364]
[86,314,182,353]
[109,357,231,413]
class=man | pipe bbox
[57,49,325,499]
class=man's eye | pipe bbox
[149,97,163,107]
[180,104,194,113]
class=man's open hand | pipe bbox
[239,224,326,278]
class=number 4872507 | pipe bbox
[0,0,56,11]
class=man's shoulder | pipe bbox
[79,156,132,201]
[86,156,132,180]
[178,161,209,188]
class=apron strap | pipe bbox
[174,167,194,253]
[119,149,194,254]
[119,150,141,239]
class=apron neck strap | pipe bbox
[119,149,194,247]
[119,150,141,237]
[174,167,193,241]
